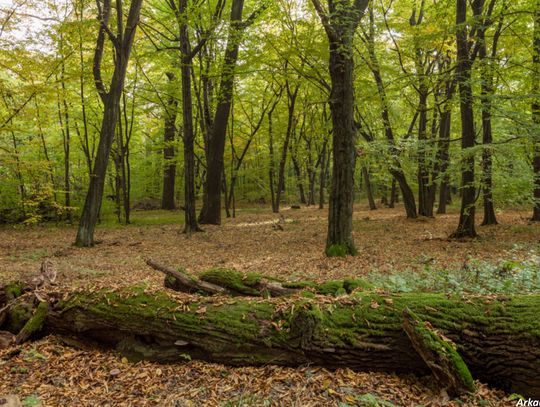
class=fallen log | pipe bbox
[2,284,539,397]
[147,259,371,297]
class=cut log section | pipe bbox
[403,307,475,397]
[1,282,538,398]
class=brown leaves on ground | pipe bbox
[0,206,538,289]
[0,337,512,406]
[0,205,537,405]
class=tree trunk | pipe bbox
[162,72,179,210]
[3,283,539,398]
[268,109,278,213]
[437,109,452,215]
[417,91,433,217]
[479,9,502,226]
[318,138,329,209]
[178,0,202,234]
[365,6,417,219]
[451,0,477,238]
[326,45,357,255]
[362,166,377,210]
[480,77,497,226]
[75,0,143,246]
[275,81,299,213]
[389,178,397,209]
[291,153,307,205]
[199,0,246,225]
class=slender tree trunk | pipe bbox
[34,99,57,203]
[291,153,307,205]
[268,109,278,212]
[389,178,397,209]
[479,60,498,226]
[436,83,455,215]
[178,0,201,234]
[275,81,299,213]
[199,0,246,225]
[362,166,377,210]
[319,140,330,209]
[366,7,417,219]
[76,0,94,176]
[60,57,72,220]
[162,72,179,210]
[75,0,143,246]
[417,91,432,217]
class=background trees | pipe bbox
[1,0,540,251]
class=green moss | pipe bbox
[6,302,34,333]
[5,281,25,301]
[18,301,48,338]
[343,279,373,292]
[326,243,357,257]
[200,268,262,295]
[405,308,475,393]
[300,290,316,299]
[325,244,348,257]
[318,281,346,296]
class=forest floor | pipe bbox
[1,204,538,406]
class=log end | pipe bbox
[403,307,476,397]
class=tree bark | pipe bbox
[365,6,417,219]
[362,166,377,210]
[199,0,246,225]
[274,80,299,213]
[311,0,370,255]
[3,283,539,398]
[451,0,477,238]
[75,0,143,246]
[177,0,202,234]
[162,72,179,210]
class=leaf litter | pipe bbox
[0,205,537,405]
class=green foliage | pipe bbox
[367,258,540,294]
[22,395,41,407]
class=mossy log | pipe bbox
[402,308,475,397]
[147,259,372,297]
[1,284,538,397]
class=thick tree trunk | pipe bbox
[3,283,539,398]
[326,46,357,255]
[451,0,477,238]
